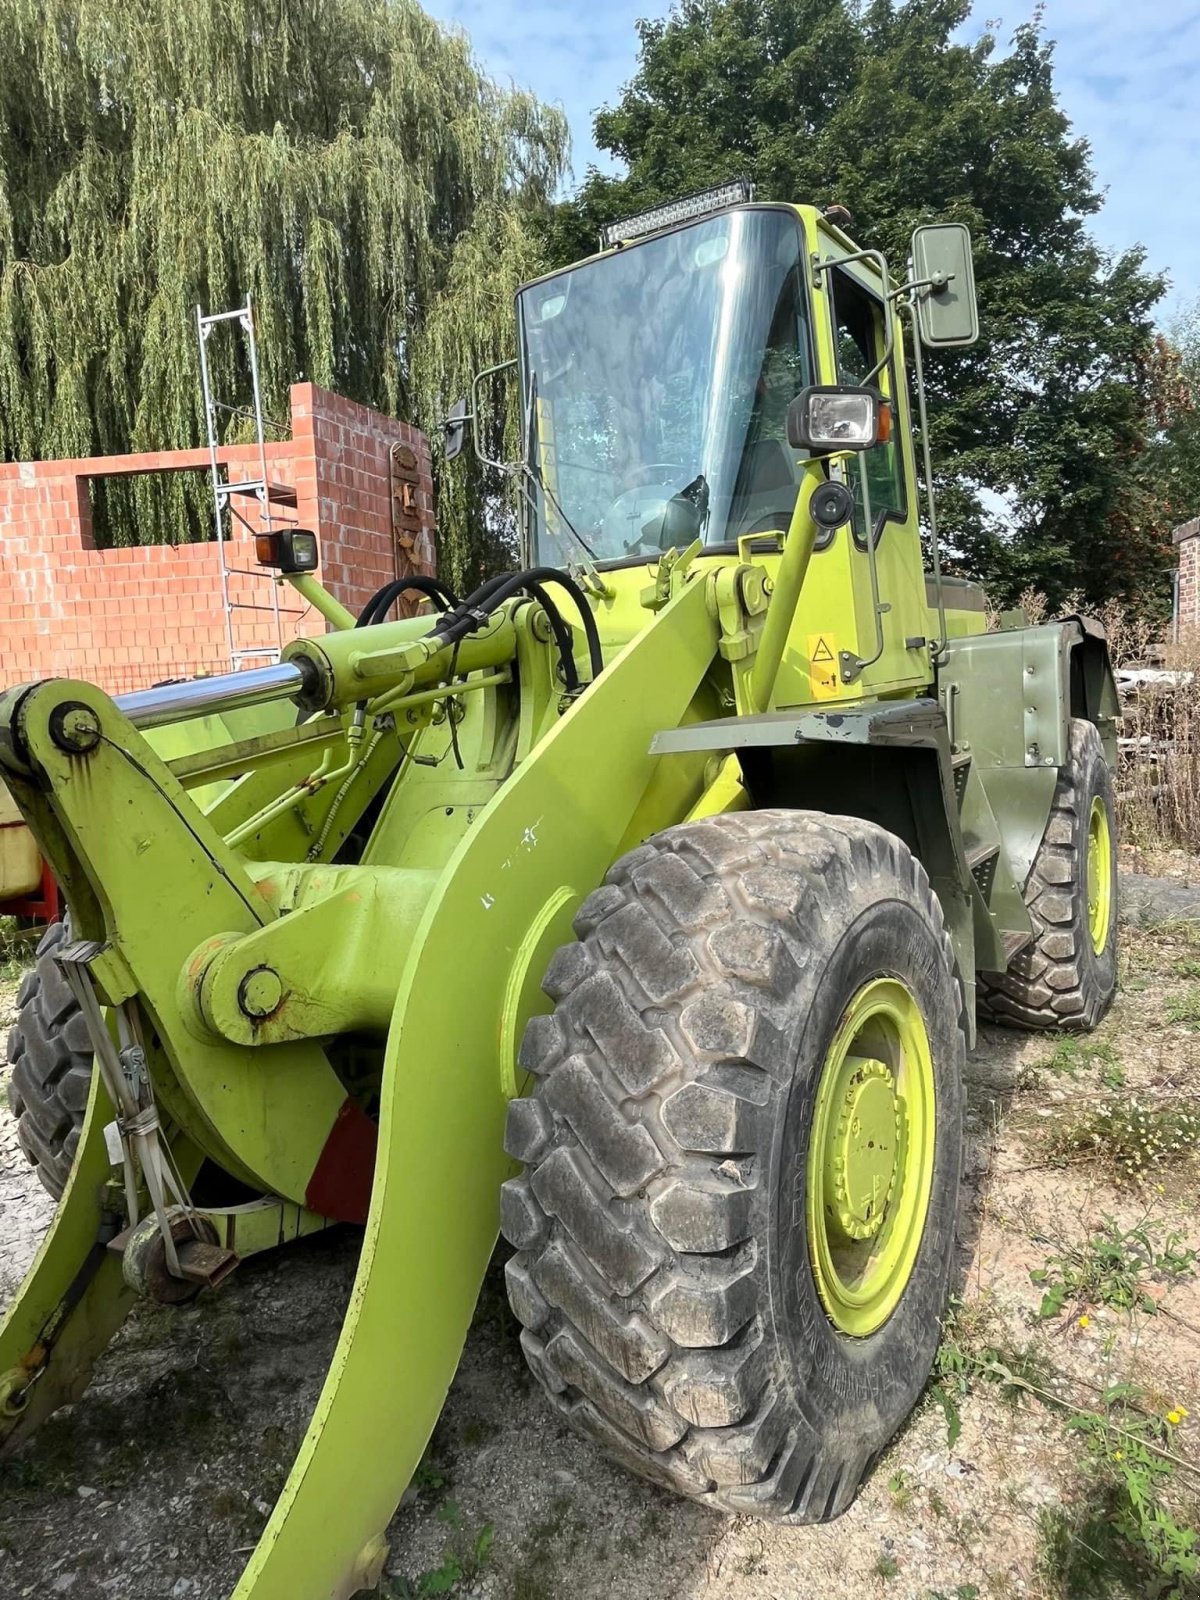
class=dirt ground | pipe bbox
[1,890,1199,1600]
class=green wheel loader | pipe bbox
[0,189,1119,1596]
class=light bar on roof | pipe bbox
[599,179,755,250]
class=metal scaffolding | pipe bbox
[195,297,296,669]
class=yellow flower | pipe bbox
[1167,1409,1184,1426]
[1112,1450,1124,1461]
[1078,1314,1091,1329]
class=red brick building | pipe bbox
[0,384,436,696]
[1177,517,1199,638]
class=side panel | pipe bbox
[940,620,1117,888]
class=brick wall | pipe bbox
[1176,518,1199,636]
[0,384,436,696]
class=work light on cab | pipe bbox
[788,385,883,453]
[255,528,319,572]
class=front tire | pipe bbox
[501,810,965,1521]
[6,918,93,1198]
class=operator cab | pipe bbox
[517,202,816,566]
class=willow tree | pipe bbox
[0,0,567,584]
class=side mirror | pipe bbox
[910,223,979,348]
[787,386,883,453]
[442,396,470,461]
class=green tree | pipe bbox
[0,0,567,587]
[546,0,1171,612]
[1149,301,1200,538]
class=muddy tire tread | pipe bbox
[978,719,1117,1031]
[502,809,963,1521]
[5,918,91,1197]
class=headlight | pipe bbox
[787,386,882,453]
[254,528,320,573]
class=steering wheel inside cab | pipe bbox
[599,464,708,556]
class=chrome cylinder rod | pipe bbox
[115,663,306,730]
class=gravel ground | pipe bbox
[1,883,1198,1600]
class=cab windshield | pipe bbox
[518,207,813,565]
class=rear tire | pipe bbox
[501,810,965,1521]
[978,718,1117,1031]
[5,918,93,1198]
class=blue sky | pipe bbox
[427,0,1200,321]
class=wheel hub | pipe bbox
[806,976,937,1337]
[825,1057,900,1240]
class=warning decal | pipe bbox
[807,633,840,700]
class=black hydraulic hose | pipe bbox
[529,569,604,683]
[431,566,604,683]
[356,576,459,628]
[521,581,581,694]
[437,571,579,692]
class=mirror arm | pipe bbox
[469,358,518,472]
[903,293,949,664]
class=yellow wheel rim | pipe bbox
[806,977,936,1337]
[1087,796,1114,955]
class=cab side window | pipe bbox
[829,269,906,541]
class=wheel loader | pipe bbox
[0,186,1119,1598]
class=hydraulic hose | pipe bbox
[432,566,603,683]
[356,576,459,628]
[521,581,581,694]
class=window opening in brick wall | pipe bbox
[87,470,214,550]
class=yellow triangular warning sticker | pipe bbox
[806,632,840,700]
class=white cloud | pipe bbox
[426,0,1199,316]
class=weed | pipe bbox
[1174,959,1200,980]
[411,1459,447,1494]
[928,1304,1200,1600]
[1042,1036,1119,1080]
[1037,1397,1199,1598]
[382,1559,462,1598]
[382,1520,495,1599]
[1043,1095,1200,1183]
[930,1297,1052,1447]
[874,1553,900,1579]
[887,1468,917,1511]
[1167,987,1200,1026]
[1031,1215,1195,1318]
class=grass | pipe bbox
[1167,987,1200,1026]
[505,1495,578,1600]
[1042,1095,1200,1184]
[0,914,36,983]
[1041,1035,1122,1083]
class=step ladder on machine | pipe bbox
[195,297,299,670]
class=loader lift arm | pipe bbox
[0,574,722,1599]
